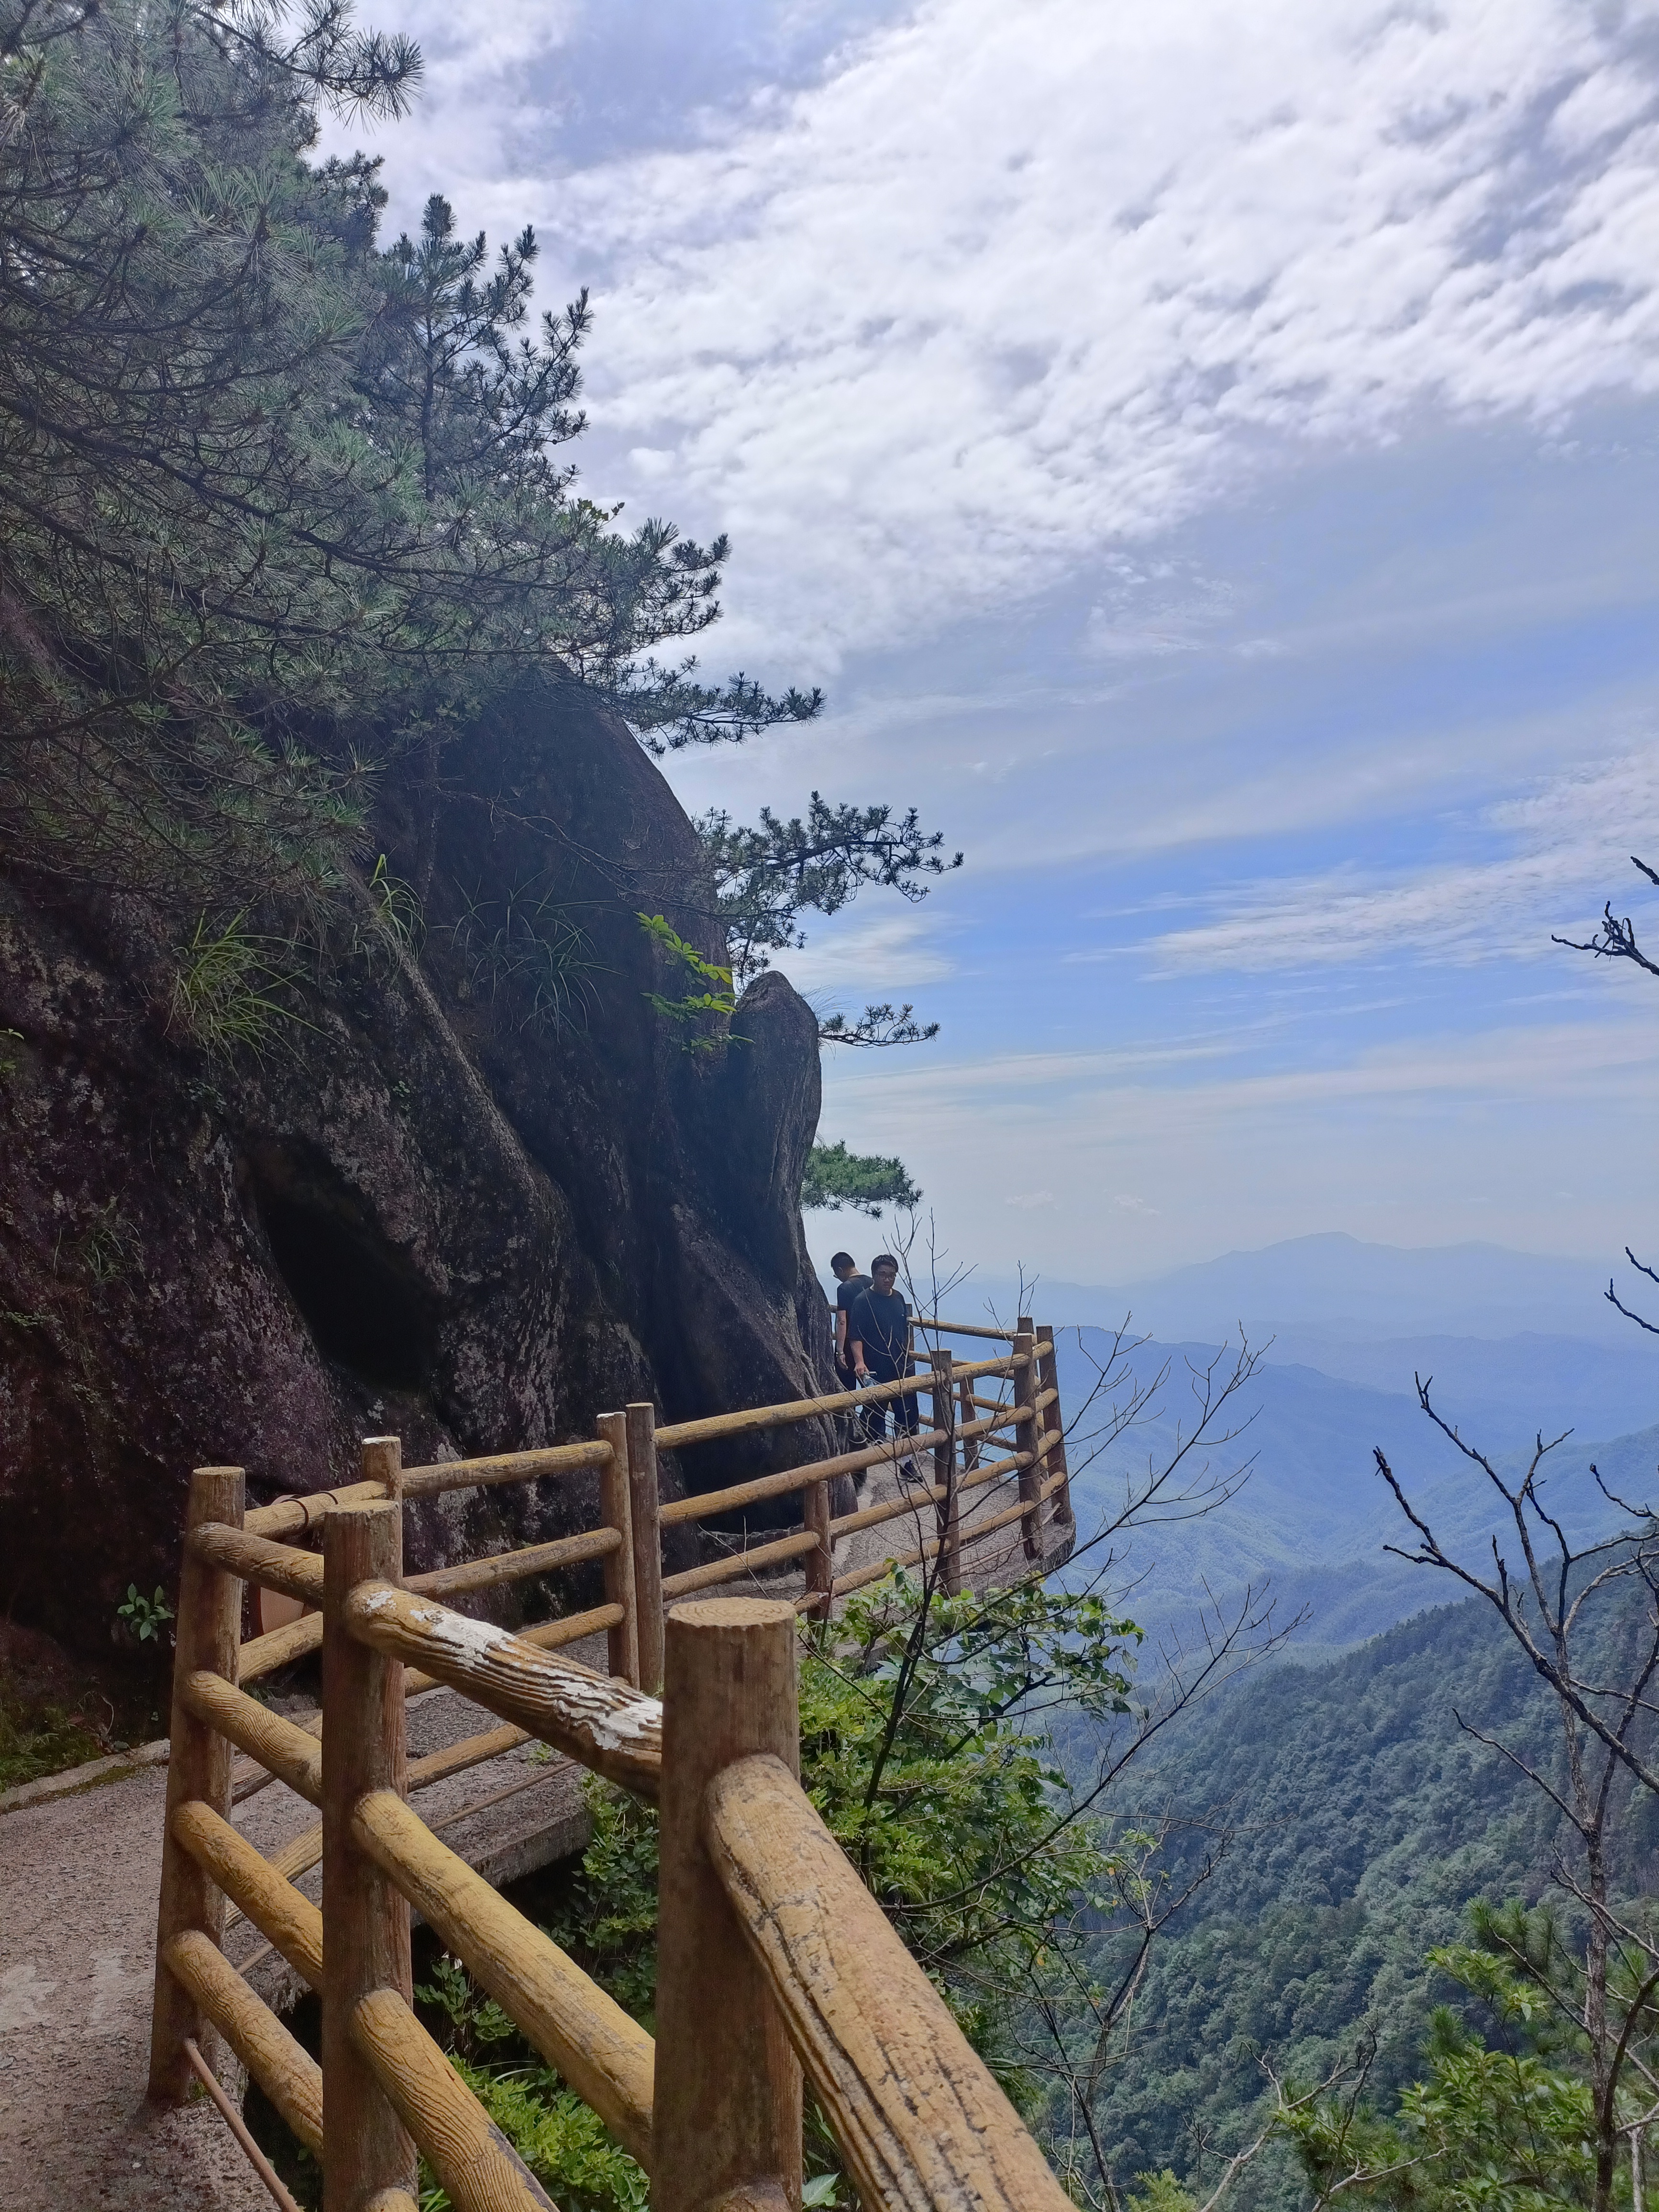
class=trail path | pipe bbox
[0,1670,590,2211]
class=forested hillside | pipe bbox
[1071,1591,1659,2209]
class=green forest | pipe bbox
[1078,1591,1659,2207]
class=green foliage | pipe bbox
[1070,1600,1570,2207]
[0,1694,107,1791]
[116,1585,174,1644]
[1062,1583,1659,2211]
[698,794,960,990]
[816,1002,941,1048]
[538,1779,663,2025]
[798,1571,1138,2067]
[538,1570,1140,2109]
[802,1139,922,1216]
[421,2062,650,2212]
[635,912,738,1051]
[0,0,808,921]
[415,1954,517,2062]
[411,1953,648,2212]
[447,878,605,1031]
[167,913,309,1062]
[1282,1953,1605,2209]
[1127,2172,1200,2212]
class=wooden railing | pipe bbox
[232,1316,1071,1700]
[148,1392,1076,2209]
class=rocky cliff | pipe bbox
[0,676,833,1650]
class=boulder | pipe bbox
[0,676,833,1648]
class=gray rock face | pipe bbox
[0,678,832,1647]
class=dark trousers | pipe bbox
[862,1350,919,1444]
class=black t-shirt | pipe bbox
[849,1285,909,1366]
[834,1272,871,1319]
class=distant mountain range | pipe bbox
[903,1231,1658,1653]
[961,1229,1640,1346]
[1049,1328,1658,1656]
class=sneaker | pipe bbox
[898,1456,921,1486]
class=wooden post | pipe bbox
[1014,1323,1042,1561]
[656,1598,803,2212]
[362,1433,403,1503]
[323,1500,417,2209]
[802,1476,833,1621]
[1033,1321,1073,1527]
[957,1367,980,1475]
[149,1464,245,2101]
[929,1350,960,1596]
[596,1412,641,1685]
[625,1402,664,1693]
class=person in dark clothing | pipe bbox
[848,1253,919,1472]
[830,1251,871,1389]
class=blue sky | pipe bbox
[331,0,1659,1283]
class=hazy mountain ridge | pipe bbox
[1053,1328,1658,1653]
[962,1230,1641,1348]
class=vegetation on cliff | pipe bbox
[0,0,953,1038]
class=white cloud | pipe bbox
[528,0,1659,664]
[771,908,957,998]
[827,1012,1659,1131]
[818,1009,1659,1271]
[1142,749,1659,973]
[1005,1191,1056,1210]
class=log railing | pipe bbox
[150,1478,1075,2212]
[230,1316,1071,1699]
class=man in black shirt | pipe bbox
[830,1251,871,1387]
[848,1253,919,1473]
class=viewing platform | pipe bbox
[0,1317,1074,2211]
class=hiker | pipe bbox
[848,1253,920,1475]
[830,1251,871,1394]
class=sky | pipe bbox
[329,0,1659,1286]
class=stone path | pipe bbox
[0,1670,591,2212]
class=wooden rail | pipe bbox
[708,1747,1073,2212]
[149,1317,1074,2209]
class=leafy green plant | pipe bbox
[802,1139,921,1216]
[419,2061,649,2212]
[367,852,424,958]
[447,878,606,1032]
[167,912,309,1062]
[538,1778,663,2025]
[541,1571,1139,2063]
[116,1585,174,1645]
[410,1956,648,2212]
[0,1027,22,1079]
[636,912,739,1052]
[415,1954,517,2064]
